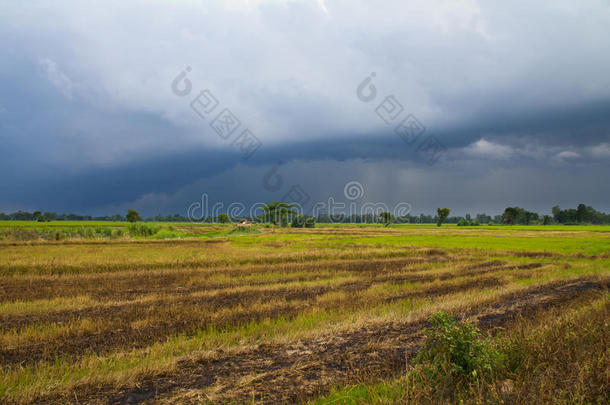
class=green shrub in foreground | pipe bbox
[407,312,503,400]
[314,301,608,404]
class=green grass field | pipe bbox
[0,222,608,404]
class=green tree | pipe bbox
[525,211,539,224]
[379,211,394,227]
[126,209,141,223]
[436,208,450,227]
[217,213,230,223]
[502,207,538,225]
[552,204,609,224]
[552,205,561,221]
[503,207,526,224]
[263,201,297,226]
[43,212,58,221]
[476,213,491,224]
[576,203,588,223]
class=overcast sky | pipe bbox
[1,0,609,216]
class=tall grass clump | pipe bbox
[499,297,609,403]
[0,226,125,241]
[127,223,161,237]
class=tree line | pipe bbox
[1,204,609,225]
[0,211,193,222]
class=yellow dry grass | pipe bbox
[0,225,608,404]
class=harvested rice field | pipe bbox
[0,224,608,404]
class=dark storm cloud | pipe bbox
[1,0,609,214]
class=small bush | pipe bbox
[457,219,480,226]
[291,215,316,228]
[406,312,503,400]
[217,213,231,223]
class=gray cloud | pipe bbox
[1,0,609,214]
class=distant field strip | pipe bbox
[0,225,608,404]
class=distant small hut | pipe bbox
[236,219,253,228]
